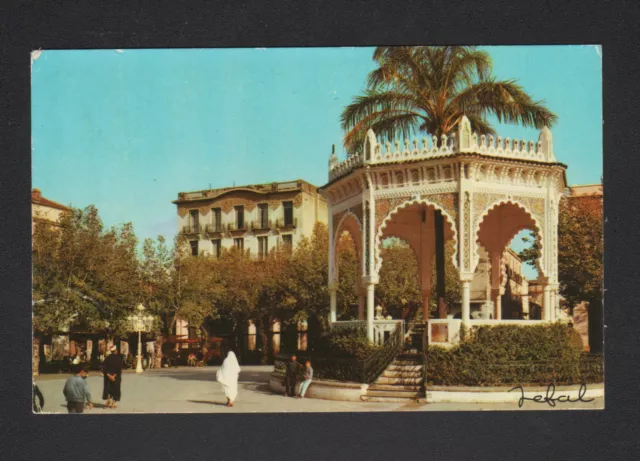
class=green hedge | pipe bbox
[314,326,380,360]
[426,323,603,386]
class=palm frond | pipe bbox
[340,89,423,131]
[343,110,422,155]
[450,79,558,128]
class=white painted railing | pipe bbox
[468,319,547,327]
[332,320,404,346]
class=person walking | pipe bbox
[102,345,124,409]
[33,381,44,413]
[297,360,313,398]
[284,355,298,397]
[63,364,93,413]
[216,351,241,407]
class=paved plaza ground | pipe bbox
[34,366,603,414]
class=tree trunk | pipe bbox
[257,317,270,365]
[154,334,164,368]
[32,334,41,376]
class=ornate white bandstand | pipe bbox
[319,115,568,345]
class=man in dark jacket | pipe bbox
[284,355,299,397]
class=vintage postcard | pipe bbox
[31,46,603,413]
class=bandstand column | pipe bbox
[328,208,336,325]
[366,282,375,342]
[329,282,337,323]
[542,283,552,321]
[461,280,471,326]
[490,251,503,320]
[521,280,530,319]
[460,274,473,327]
[421,291,430,319]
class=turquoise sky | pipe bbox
[32,46,602,278]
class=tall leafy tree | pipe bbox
[377,240,421,319]
[32,206,141,372]
[341,46,557,154]
[557,194,603,352]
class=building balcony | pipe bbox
[204,224,224,235]
[227,222,248,233]
[181,225,200,235]
[250,220,272,233]
[274,217,297,230]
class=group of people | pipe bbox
[48,348,313,413]
[283,355,313,398]
[61,345,124,413]
[214,352,314,406]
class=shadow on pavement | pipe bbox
[188,400,227,406]
[240,382,274,396]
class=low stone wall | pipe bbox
[269,373,367,402]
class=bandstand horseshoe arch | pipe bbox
[318,115,568,344]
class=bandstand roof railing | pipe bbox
[328,115,558,182]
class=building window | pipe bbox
[211,208,222,232]
[282,234,292,252]
[283,201,293,226]
[235,205,245,229]
[258,236,268,259]
[234,238,244,250]
[258,203,269,228]
[189,210,199,233]
[189,240,198,256]
[297,320,308,351]
[211,239,221,258]
[247,321,257,351]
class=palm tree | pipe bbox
[341,46,557,154]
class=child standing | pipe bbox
[298,360,313,398]
[63,364,93,413]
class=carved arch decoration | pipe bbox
[374,197,459,276]
[473,196,547,277]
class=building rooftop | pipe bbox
[568,183,602,197]
[173,179,321,204]
[31,188,71,211]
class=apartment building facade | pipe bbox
[173,179,328,257]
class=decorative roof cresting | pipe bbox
[329,115,556,181]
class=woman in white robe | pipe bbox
[216,351,241,407]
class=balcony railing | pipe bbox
[181,225,199,235]
[274,217,297,229]
[227,222,248,232]
[204,223,223,234]
[251,220,272,231]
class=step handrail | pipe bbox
[361,321,403,384]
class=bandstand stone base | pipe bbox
[269,373,368,402]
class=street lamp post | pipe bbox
[127,304,155,374]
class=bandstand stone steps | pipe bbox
[362,354,426,402]
[367,383,423,392]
